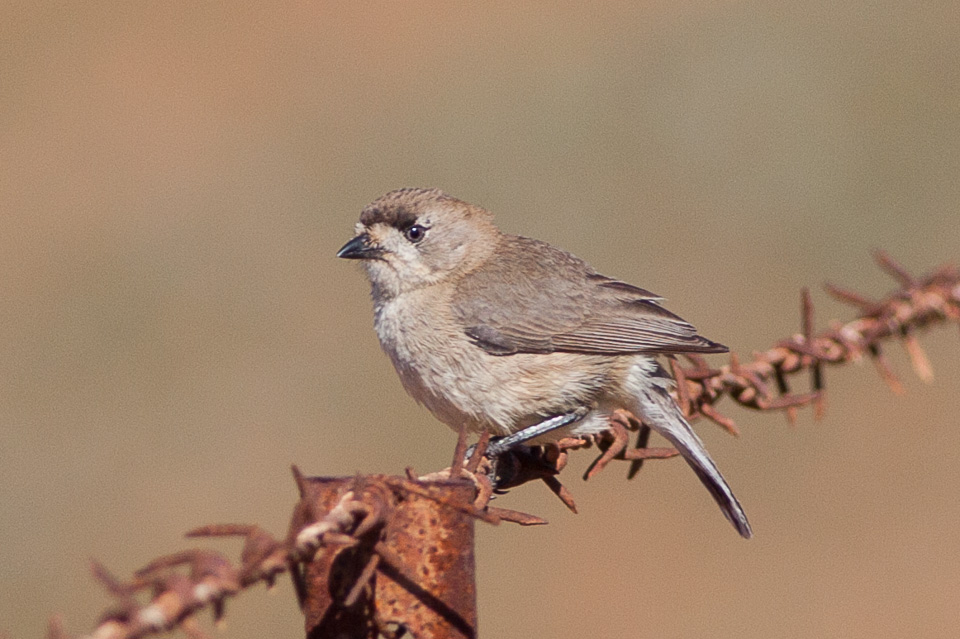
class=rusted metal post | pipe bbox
[299,476,477,639]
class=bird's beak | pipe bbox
[337,233,383,260]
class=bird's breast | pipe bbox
[372,288,622,435]
[373,289,485,427]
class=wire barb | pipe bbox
[671,255,958,432]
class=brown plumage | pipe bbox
[453,234,727,356]
[338,187,751,538]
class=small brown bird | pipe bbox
[338,187,752,538]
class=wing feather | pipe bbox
[452,236,727,356]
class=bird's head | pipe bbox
[337,188,500,298]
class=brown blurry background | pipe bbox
[3,2,960,638]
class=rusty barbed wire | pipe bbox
[63,469,503,639]
[681,251,958,427]
[53,253,960,639]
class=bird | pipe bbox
[337,187,752,538]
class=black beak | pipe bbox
[337,233,383,260]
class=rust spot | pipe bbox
[302,476,477,639]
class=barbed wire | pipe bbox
[681,250,957,428]
[50,253,960,639]
[61,471,499,639]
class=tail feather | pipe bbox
[637,384,753,539]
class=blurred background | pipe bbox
[3,1,960,638]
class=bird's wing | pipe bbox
[451,236,727,356]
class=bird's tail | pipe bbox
[634,372,753,539]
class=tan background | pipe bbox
[3,2,960,638]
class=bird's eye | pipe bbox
[404,224,427,243]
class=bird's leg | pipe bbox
[463,407,589,464]
[485,406,590,458]
[472,407,589,490]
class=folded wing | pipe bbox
[452,236,727,356]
